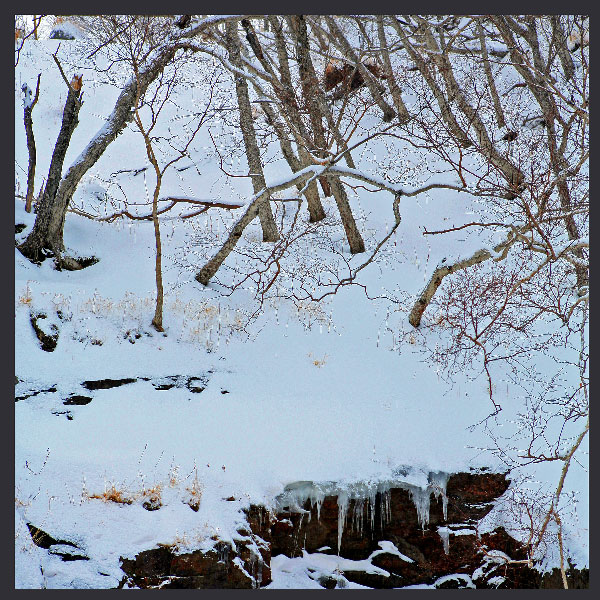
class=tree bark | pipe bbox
[196,196,265,286]
[19,84,82,262]
[226,21,279,242]
[408,249,494,328]
[151,175,164,331]
[135,116,165,332]
[267,16,326,222]
[258,96,327,223]
[291,15,365,253]
[476,20,506,130]
[23,74,41,213]
[324,16,396,123]
[376,16,411,124]
[24,107,37,213]
[550,16,575,82]
[327,175,365,254]
[196,168,320,286]
[292,16,357,170]
[390,18,473,150]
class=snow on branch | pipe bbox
[326,165,470,197]
[72,197,245,223]
[408,247,498,328]
[181,15,253,39]
[408,225,589,328]
[196,162,472,286]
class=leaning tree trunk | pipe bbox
[327,176,365,254]
[196,168,321,286]
[19,84,82,263]
[226,21,279,242]
[18,46,178,266]
[24,105,37,213]
[291,14,366,254]
[264,16,327,222]
[22,74,41,213]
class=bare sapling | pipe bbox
[131,46,218,331]
[22,73,41,213]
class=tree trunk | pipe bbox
[196,168,319,286]
[24,105,36,213]
[226,21,279,242]
[267,16,326,222]
[327,176,365,254]
[151,174,164,332]
[476,20,506,130]
[196,193,266,286]
[18,46,178,264]
[324,16,396,123]
[258,97,327,223]
[19,85,82,262]
[23,75,41,213]
[376,16,411,124]
[291,15,365,252]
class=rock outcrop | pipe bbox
[267,472,587,589]
[118,509,271,589]
[35,471,586,589]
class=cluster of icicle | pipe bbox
[275,471,450,554]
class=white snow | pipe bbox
[14,28,588,589]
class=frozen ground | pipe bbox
[15,30,588,588]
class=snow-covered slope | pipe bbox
[15,34,588,588]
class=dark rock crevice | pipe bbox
[26,523,89,562]
[30,312,59,352]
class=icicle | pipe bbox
[408,485,431,530]
[437,526,450,555]
[381,488,392,528]
[256,553,263,587]
[368,487,377,536]
[248,553,258,588]
[337,491,349,555]
[352,498,365,537]
[307,484,326,523]
[428,471,450,521]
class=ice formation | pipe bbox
[274,470,451,554]
[437,526,450,555]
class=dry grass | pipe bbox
[84,470,205,513]
[184,468,204,512]
[167,465,180,487]
[18,283,32,306]
[158,532,192,552]
[15,496,30,508]
[308,352,328,368]
[44,290,246,350]
[141,483,163,511]
[295,301,332,329]
[87,483,134,506]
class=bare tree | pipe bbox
[368,15,588,582]
[225,20,279,243]
[17,15,251,267]
[19,53,84,268]
[194,16,588,578]
[15,16,588,581]
[130,57,212,331]
[21,73,41,213]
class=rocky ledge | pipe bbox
[113,471,587,589]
